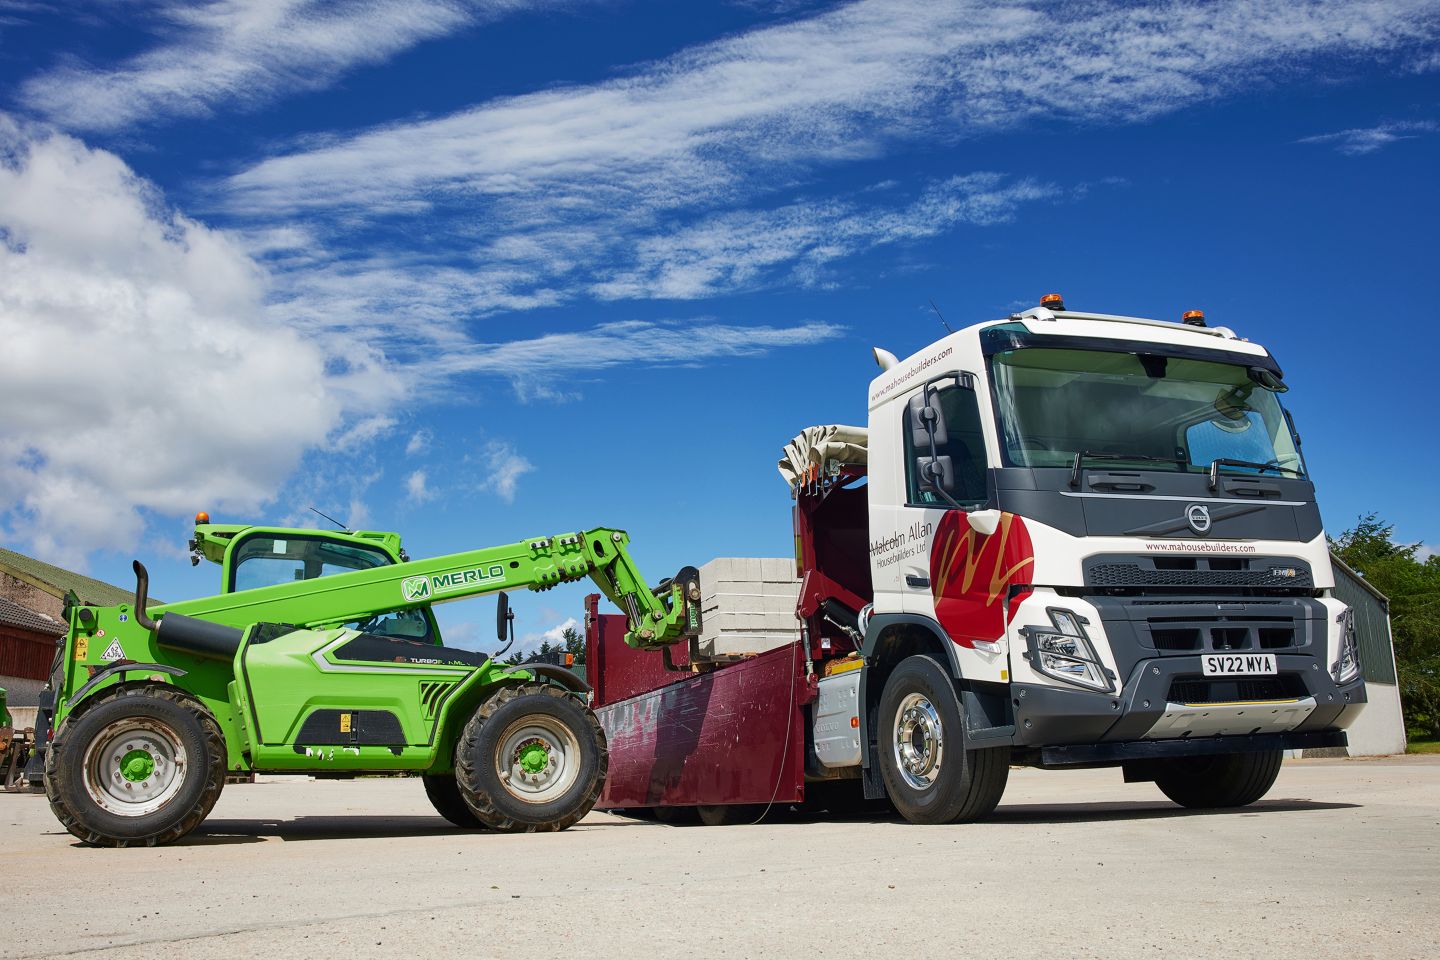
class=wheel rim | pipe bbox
[81,717,188,817]
[892,692,944,791]
[494,714,581,805]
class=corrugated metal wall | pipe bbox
[0,626,59,681]
[1329,555,1397,685]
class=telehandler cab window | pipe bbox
[230,535,437,643]
[231,535,391,591]
[904,383,988,507]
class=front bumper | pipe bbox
[1012,653,1367,748]
[1036,729,1349,768]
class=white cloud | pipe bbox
[475,440,532,503]
[226,0,1440,216]
[0,117,344,566]
[590,174,1057,301]
[1416,543,1438,563]
[405,469,433,503]
[430,318,843,398]
[404,429,432,456]
[514,615,580,658]
[1297,119,1437,155]
[21,0,576,132]
[213,0,1440,340]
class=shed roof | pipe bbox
[0,595,65,636]
[0,545,157,607]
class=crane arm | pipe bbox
[149,527,700,650]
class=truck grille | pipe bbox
[1146,616,1298,652]
[1168,675,1309,704]
[1084,555,1313,591]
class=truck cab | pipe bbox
[804,298,1363,819]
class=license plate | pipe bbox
[1201,653,1277,676]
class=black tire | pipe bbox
[1152,750,1283,809]
[422,774,485,829]
[44,684,226,847]
[695,803,766,826]
[877,655,1009,825]
[455,684,607,832]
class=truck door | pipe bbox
[897,377,992,618]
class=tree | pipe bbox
[498,625,585,666]
[1330,514,1440,738]
[562,625,584,665]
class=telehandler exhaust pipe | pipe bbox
[132,561,245,661]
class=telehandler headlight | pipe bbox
[1023,608,1114,693]
[1332,607,1361,684]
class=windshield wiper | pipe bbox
[1069,450,1187,488]
[1207,458,1304,490]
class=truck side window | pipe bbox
[904,384,989,506]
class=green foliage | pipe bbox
[1330,514,1440,737]
[500,624,585,666]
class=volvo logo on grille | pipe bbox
[1185,504,1212,535]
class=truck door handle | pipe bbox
[905,575,930,588]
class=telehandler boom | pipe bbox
[44,518,701,846]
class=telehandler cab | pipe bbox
[44,516,701,846]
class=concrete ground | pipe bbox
[4,757,1437,960]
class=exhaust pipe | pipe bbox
[132,560,243,661]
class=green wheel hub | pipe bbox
[120,748,155,782]
[518,740,549,775]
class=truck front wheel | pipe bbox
[1152,750,1283,809]
[455,684,607,832]
[877,655,1008,824]
[44,685,226,847]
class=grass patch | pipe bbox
[1405,737,1440,754]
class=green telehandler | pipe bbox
[44,515,701,847]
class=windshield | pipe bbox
[230,534,436,643]
[990,347,1305,477]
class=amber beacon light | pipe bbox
[1182,309,1206,327]
[1040,293,1065,310]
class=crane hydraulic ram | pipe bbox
[43,520,701,846]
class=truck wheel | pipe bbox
[695,803,766,826]
[455,684,607,832]
[422,774,484,829]
[1152,750,1283,809]
[44,685,226,847]
[877,655,1009,825]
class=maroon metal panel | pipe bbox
[595,641,810,808]
[584,594,691,708]
[0,627,56,680]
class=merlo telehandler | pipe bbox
[44,515,701,846]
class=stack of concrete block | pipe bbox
[696,558,803,657]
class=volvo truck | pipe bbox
[590,295,1366,824]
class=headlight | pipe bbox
[1022,608,1114,693]
[1332,607,1361,684]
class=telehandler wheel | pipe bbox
[422,774,484,829]
[44,684,226,847]
[1152,749,1284,809]
[877,655,1009,825]
[455,684,607,832]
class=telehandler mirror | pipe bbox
[496,591,512,642]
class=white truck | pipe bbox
[589,295,1366,824]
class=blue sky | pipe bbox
[1,0,1437,652]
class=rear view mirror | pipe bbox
[908,389,949,448]
[916,455,955,494]
[496,591,511,642]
